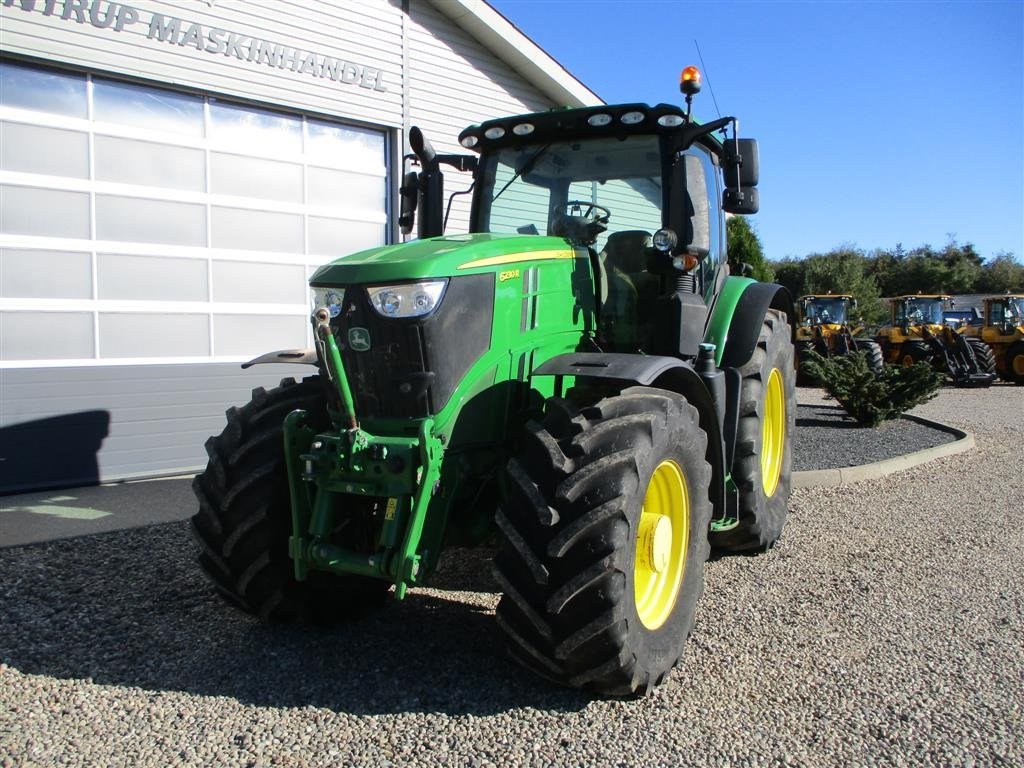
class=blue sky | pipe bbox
[489,0,1024,263]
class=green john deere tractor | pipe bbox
[192,68,796,697]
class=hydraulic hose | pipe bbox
[314,308,358,430]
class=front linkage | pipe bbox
[919,325,995,388]
[283,309,444,599]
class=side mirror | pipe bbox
[398,170,419,235]
[723,187,759,214]
[723,138,759,188]
[852,298,859,310]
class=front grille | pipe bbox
[328,274,494,420]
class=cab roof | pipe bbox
[461,103,726,154]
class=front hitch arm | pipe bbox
[314,308,358,431]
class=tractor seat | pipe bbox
[601,230,653,275]
[598,230,655,346]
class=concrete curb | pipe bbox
[791,414,975,489]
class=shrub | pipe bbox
[800,350,944,427]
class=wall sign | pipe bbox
[2,0,391,93]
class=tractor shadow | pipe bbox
[0,522,590,716]
[795,402,860,430]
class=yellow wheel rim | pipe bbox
[634,459,688,630]
[761,368,785,498]
[901,353,916,368]
[1013,354,1024,377]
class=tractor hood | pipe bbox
[310,233,576,286]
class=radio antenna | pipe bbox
[693,40,722,121]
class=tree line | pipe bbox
[726,217,1024,325]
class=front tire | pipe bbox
[494,388,712,696]
[966,339,996,375]
[1004,341,1024,384]
[711,308,795,553]
[855,339,884,372]
[191,376,389,623]
[901,341,932,368]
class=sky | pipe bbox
[488,0,1024,263]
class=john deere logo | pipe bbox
[348,327,371,351]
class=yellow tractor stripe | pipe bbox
[457,250,575,270]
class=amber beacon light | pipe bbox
[680,66,702,96]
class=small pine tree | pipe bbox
[801,350,944,427]
[726,216,774,282]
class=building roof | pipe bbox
[427,0,604,108]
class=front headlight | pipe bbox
[311,287,345,318]
[366,280,447,318]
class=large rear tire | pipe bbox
[494,388,712,697]
[191,376,389,623]
[711,308,795,553]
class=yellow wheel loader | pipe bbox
[875,294,995,387]
[959,294,1024,384]
[794,294,882,383]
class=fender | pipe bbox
[704,279,793,469]
[705,277,794,368]
[240,348,319,369]
[531,352,726,523]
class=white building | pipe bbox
[0,0,600,492]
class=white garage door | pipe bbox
[0,59,390,492]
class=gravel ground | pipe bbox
[792,398,956,471]
[1,386,1022,767]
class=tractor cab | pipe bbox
[399,82,761,359]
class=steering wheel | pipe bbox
[563,200,611,225]
[550,201,611,245]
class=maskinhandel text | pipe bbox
[2,0,390,93]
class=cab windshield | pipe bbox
[803,297,849,325]
[473,134,664,253]
[903,298,944,325]
[1008,297,1024,323]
